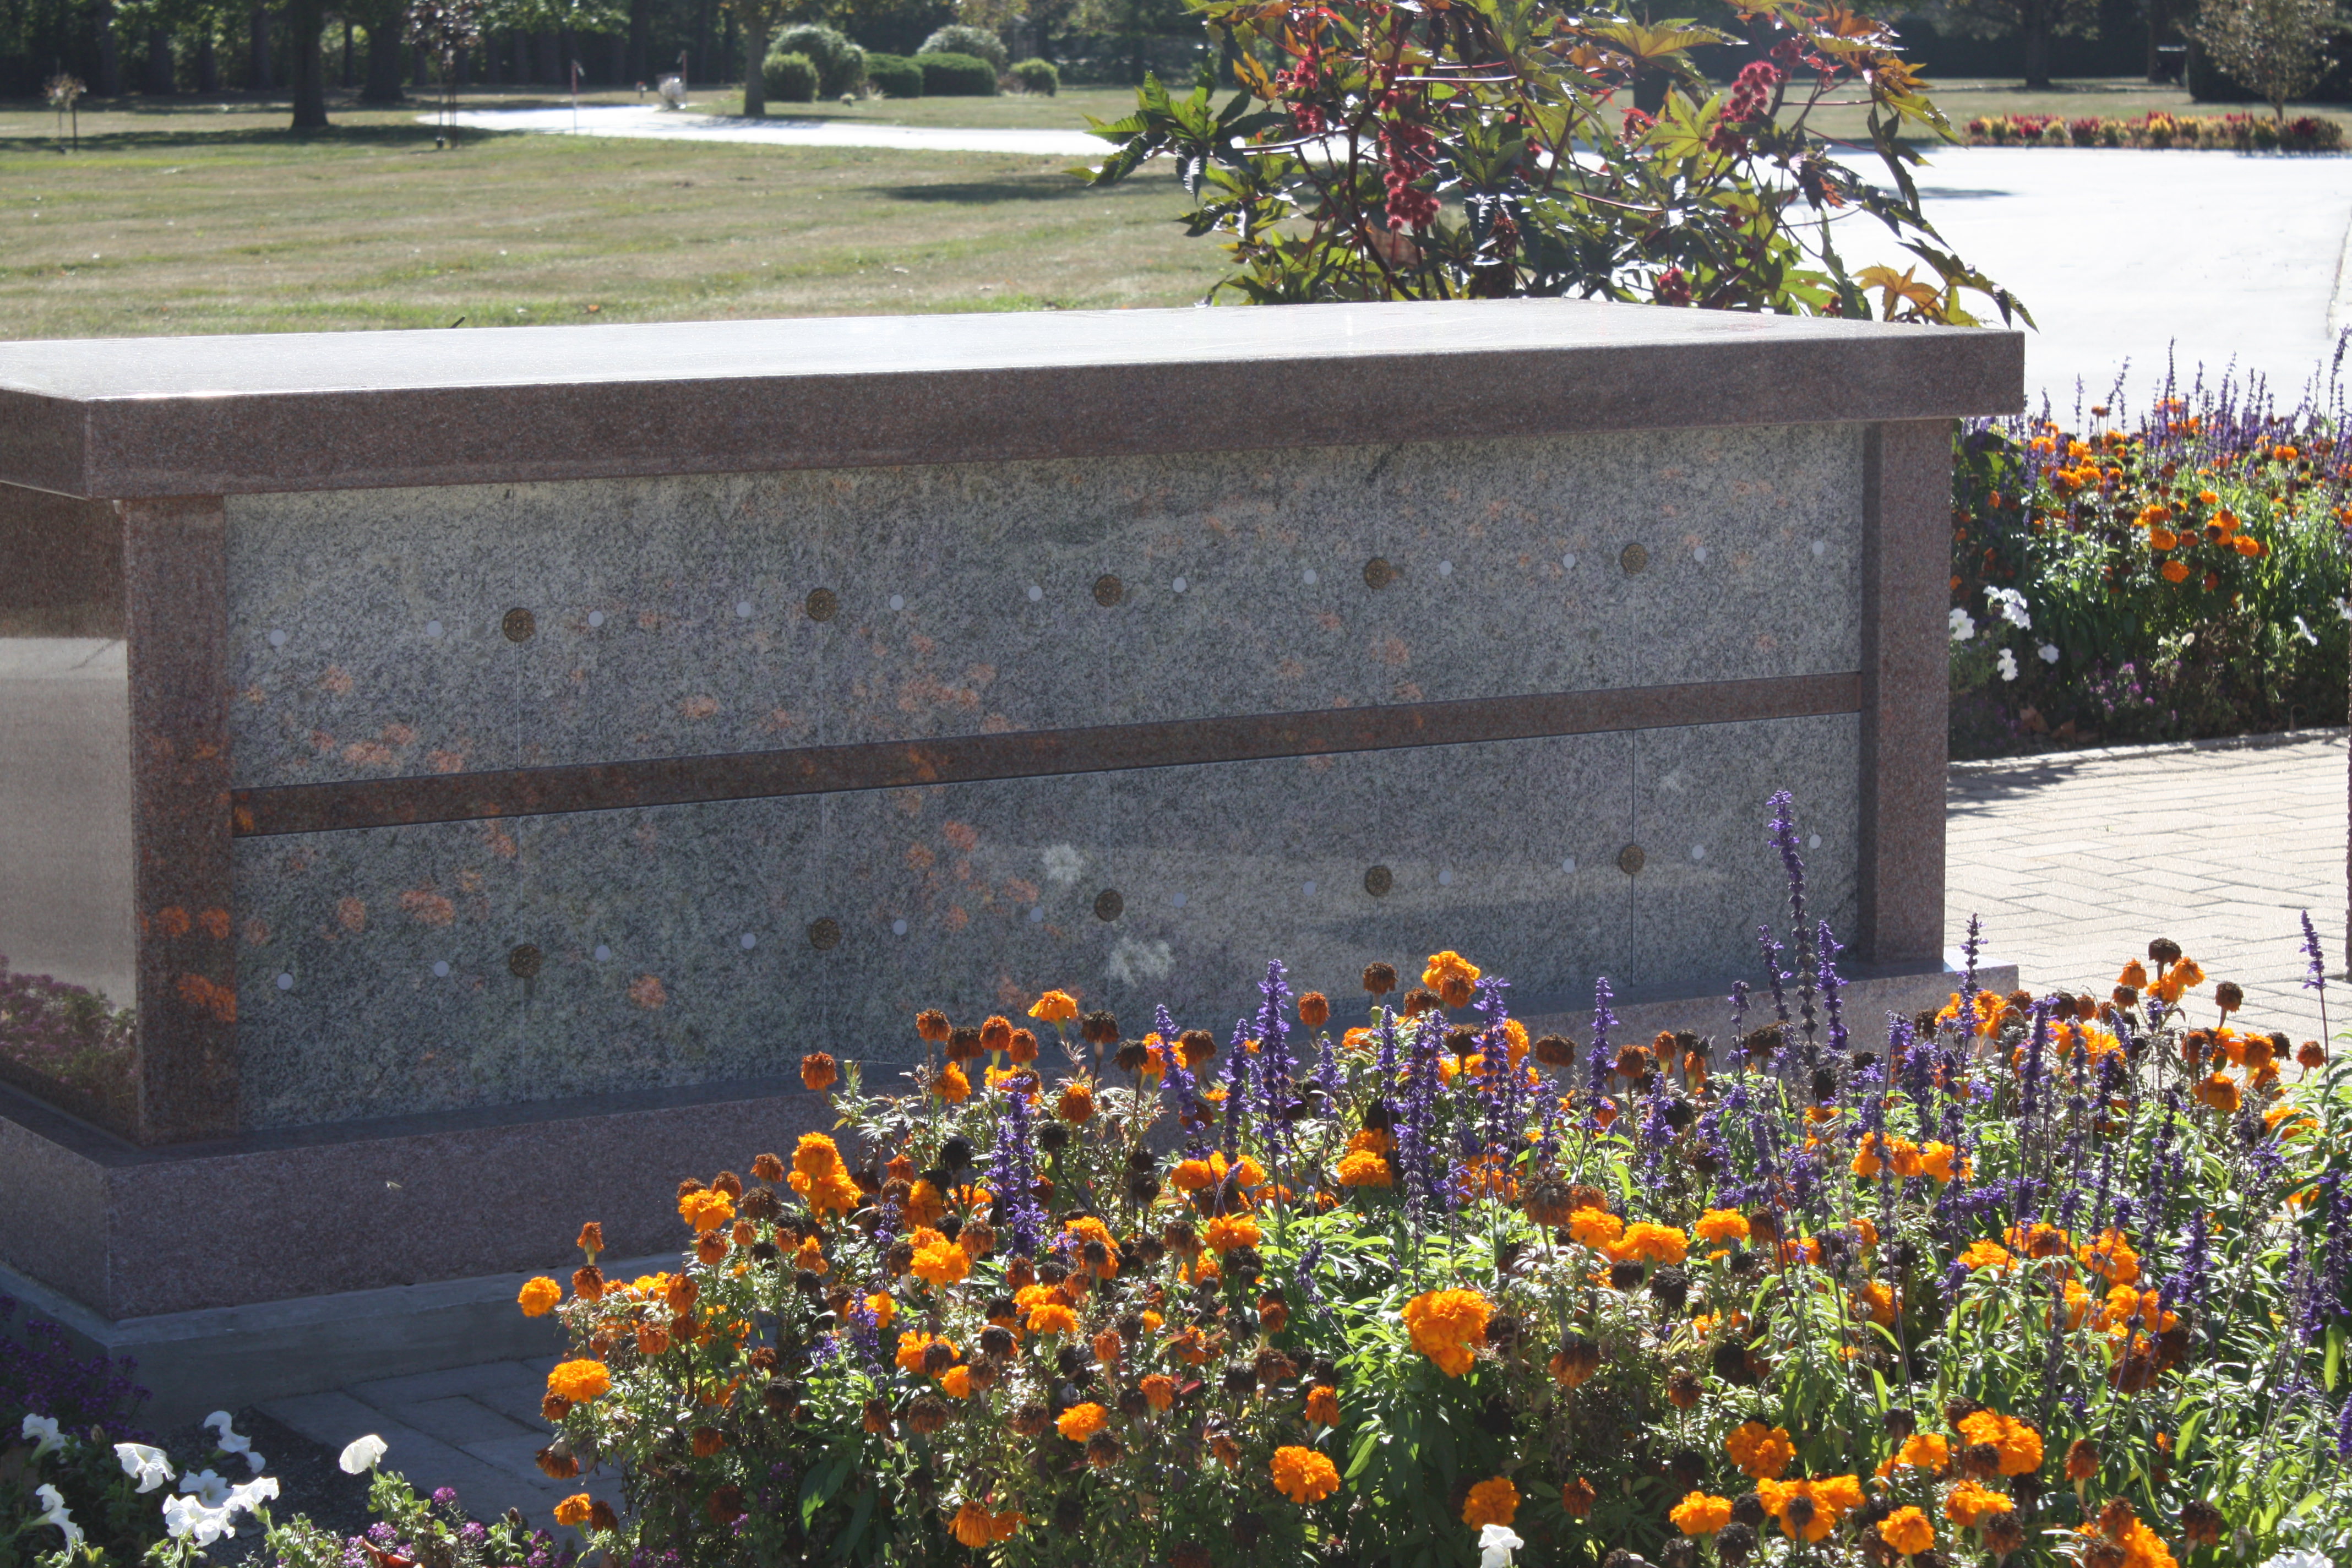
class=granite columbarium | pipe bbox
[0,299,2021,1418]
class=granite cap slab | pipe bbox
[0,300,2023,499]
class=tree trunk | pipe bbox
[2021,0,2052,89]
[340,17,353,86]
[96,0,121,95]
[362,13,405,101]
[198,29,219,91]
[287,0,329,126]
[146,24,172,93]
[249,4,271,89]
[626,0,649,81]
[536,28,558,81]
[412,41,429,84]
[742,18,764,113]
[693,0,712,83]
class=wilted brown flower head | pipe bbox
[1363,962,1398,995]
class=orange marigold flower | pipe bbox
[1958,1239,2015,1272]
[1617,1222,1688,1265]
[1460,1477,1518,1529]
[1299,992,1331,1029]
[916,1009,951,1042]
[1695,1210,1750,1244]
[547,1359,610,1403]
[909,1228,971,1289]
[1204,1213,1262,1254]
[939,1365,974,1398]
[1336,1149,1393,1187]
[1057,1081,1095,1121]
[1401,1288,1490,1377]
[2161,559,2191,583]
[1893,1433,1950,1473]
[800,1053,838,1092]
[553,1494,595,1527]
[1567,1208,1624,1252]
[1029,990,1080,1023]
[865,1291,896,1329]
[1957,1411,2043,1476]
[1422,951,1482,1010]
[1055,1402,1108,1442]
[1670,1493,1733,1536]
[935,1063,972,1103]
[1271,1445,1341,1505]
[749,1152,784,1183]
[1560,1478,1596,1518]
[1305,1385,1341,1426]
[1880,1506,1936,1556]
[1141,1374,1176,1411]
[575,1221,603,1257]
[905,1179,947,1228]
[1943,1479,2013,1528]
[518,1277,562,1317]
[1028,1302,1080,1337]
[896,1331,952,1372]
[979,1015,1013,1053]
[1724,1420,1794,1480]
[679,1188,735,1234]
[951,1500,995,1547]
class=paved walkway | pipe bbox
[258,729,2348,1534]
[1948,728,2345,1044]
[263,1356,624,1531]
[442,103,1106,157]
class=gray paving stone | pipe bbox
[386,1395,538,1449]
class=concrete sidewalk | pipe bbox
[442,103,1106,157]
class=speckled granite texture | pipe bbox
[223,426,1860,790]
[233,714,1856,1129]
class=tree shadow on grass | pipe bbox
[873,175,1118,204]
[0,123,503,151]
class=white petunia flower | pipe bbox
[2037,643,2060,663]
[1948,607,1977,642]
[1478,1523,1525,1568]
[1996,647,2019,682]
[2294,614,2319,645]
[339,1434,389,1475]
[162,1494,238,1545]
[1985,585,2033,629]
[20,1414,64,1461]
[179,1468,233,1506]
[205,1411,265,1475]
[35,1484,84,1548]
[115,1442,175,1493]
[226,1476,281,1517]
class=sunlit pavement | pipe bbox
[1948,728,2346,1046]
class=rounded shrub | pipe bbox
[917,23,1007,70]
[1009,56,1058,95]
[914,50,997,95]
[761,50,817,104]
[771,24,865,97]
[864,51,923,97]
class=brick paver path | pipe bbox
[1947,728,2346,1048]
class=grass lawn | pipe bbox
[0,110,1223,338]
[0,75,2339,340]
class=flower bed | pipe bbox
[1950,359,2351,754]
[504,797,2352,1568]
[1963,113,2345,151]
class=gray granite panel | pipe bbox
[233,729,1678,1129]
[1629,714,1860,1008]
[222,425,1862,790]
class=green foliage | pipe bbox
[916,22,1006,68]
[1010,56,1059,94]
[763,48,818,100]
[913,48,996,94]
[1081,0,2022,320]
[863,50,923,95]
[1949,367,2352,755]
[772,23,866,95]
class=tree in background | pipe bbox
[1086,0,2024,322]
[2196,0,2339,114]
[1070,0,1184,80]
[1926,0,2101,86]
[410,0,485,130]
[286,0,326,122]
[718,0,785,108]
